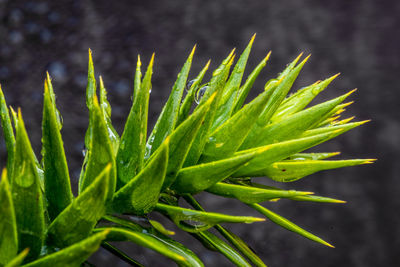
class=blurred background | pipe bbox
[0,0,399,266]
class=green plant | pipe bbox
[0,35,374,266]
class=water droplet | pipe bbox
[195,86,208,104]
[186,79,195,91]
[149,86,152,94]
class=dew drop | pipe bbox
[149,86,152,94]
[195,86,208,104]
[82,149,87,157]
[186,79,195,91]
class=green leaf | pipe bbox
[4,248,29,267]
[146,47,195,157]
[233,131,343,177]
[117,55,153,186]
[155,203,264,233]
[79,95,116,201]
[211,34,256,130]
[196,231,252,267]
[0,169,18,265]
[0,85,16,180]
[11,110,45,261]
[162,93,214,190]
[271,73,340,123]
[24,230,109,267]
[101,242,144,267]
[232,52,271,114]
[42,75,73,221]
[102,216,204,267]
[47,165,111,248]
[177,60,211,126]
[201,88,274,162]
[287,152,341,160]
[258,159,374,182]
[149,220,175,236]
[241,55,310,149]
[301,120,369,138]
[96,227,189,266]
[112,138,168,215]
[171,150,256,194]
[183,195,267,267]
[184,50,235,166]
[247,90,355,148]
[249,203,334,247]
[206,182,313,203]
[99,76,120,155]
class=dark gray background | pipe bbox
[0,0,399,266]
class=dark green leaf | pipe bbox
[112,138,168,215]
[4,248,29,267]
[11,110,45,261]
[0,169,18,265]
[172,150,256,194]
[42,75,73,221]
[147,47,195,157]
[24,230,109,267]
[0,85,16,180]
[47,165,111,247]
[117,56,153,186]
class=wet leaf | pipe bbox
[112,138,168,215]
[0,86,15,179]
[11,110,45,261]
[47,165,111,248]
[0,169,18,265]
[24,230,109,267]
[155,203,264,233]
[147,47,195,157]
[42,75,73,221]
[172,150,256,194]
[117,55,153,186]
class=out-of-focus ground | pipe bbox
[0,0,399,266]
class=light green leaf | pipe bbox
[47,165,111,248]
[242,55,310,149]
[201,88,274,162]
[184,50,235,167]
[149,220,175,236]
[249,203,334,247]
[4,248,29,267]
[12,110,45,261]
[271,73,340,123]
[112,138,168,215]
[162,93,214,190]
[258,159,374,182]
[287,152,340,160]
[233,131,342,177]
[117,55,153,186]
[206,182,313,203]
[42,75,73,221]
[147,47,195,157]
[301,120,369,138]
[155,203,264,233]
[0,169,18,265]
[171,150,256,194]
[232,52,271,114]
[211,34,256,130]
[177,60,211,126]
[99,76,120,155]
[196,231,252,267]
[79,95,116,201]
[247,90,354,148]
[24,230,109,267]
[0,85,15,180]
